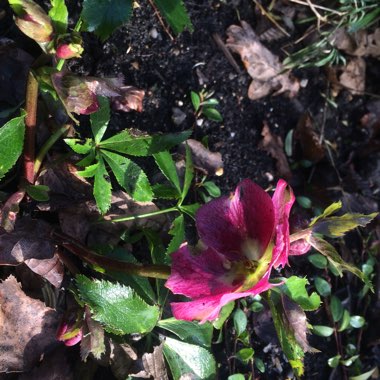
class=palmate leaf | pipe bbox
[153,151,181,195]
[0,113,25,181]
[90,96,110,143]
[163,337,216,380]
[93,157,112,214]
[100,150,153,202]
[153,0,193,34]
[76,275,160,335]
[99,129,191,156]
[81,0,132,41]
[166,214,185,254]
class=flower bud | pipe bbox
[56,319,83,346]
[55,32,84,59]
[9,0,54,43]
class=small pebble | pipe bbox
[196,119,204,127]
[300,78,309,88]
[149,27,158,39]
[265,172,274,182]
[230,132,236,138]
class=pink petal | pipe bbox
[196,179,275,260]
[271,179,295,268]
[165,245,238,298]
[289,239,311,256]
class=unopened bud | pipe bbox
[9,0,54,42]
[55,32,84,59]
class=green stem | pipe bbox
[34,125,70,176]
[104,206,179,224]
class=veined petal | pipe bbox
[165,245,238,298]
[271,179,295,268]
[196,179,275,260]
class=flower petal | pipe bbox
[196,179,275,260]
[271,179,295,268]
[165,245,237,298]
[289,239,311,256]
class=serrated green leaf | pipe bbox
[76,275,159,335]
[314,276,331,297]
[81,0,132,41]
[152,183,180,199]
[64,138,93,154]
[309,236,371,288]
[99,129,191,156]
[158,318,213,347]
[77,149,96,167]
[25,184,49,201]
[213,301,234,330]
[202,107,223,122]
[163,337,216,380]
[312,325,334,337]
[153,150,181,194]
[76,162,99,178]
[179,203,200,219]
[310,201,342,226]
[91,96,110,143]
[153,0,193,34]
[191,91,201,112]
[181,144,194,202]
[166,214,185,255]
[101,150,152,202]
[282,276,321,311]
[312,212,378,238]
[0,113,25,181]
[93,158,112,214]
[49,0,68,34]
[330,296,343,322]
[233,308,247,337]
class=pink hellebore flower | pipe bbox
[56,319,83,347]
[166,179,306,323]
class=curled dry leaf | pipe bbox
[295,113,325,163]
[0,276,59,373]
[178,139,224,176]
[339,57,366,95]
[260,122,292,179]
[226,21,300,100]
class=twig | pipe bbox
[147,0,174,41]
[289,0,344,16]
[24,71,39,184]
[212,33,242,74]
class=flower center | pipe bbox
[241,238,263,261]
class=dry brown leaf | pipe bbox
[0,217,55,266]
[339,57,366,95]
[178,139,224,176]
[295,114,325,163]
[226,21,300,100]
[0,276,59,373]
[260,122,292,179]
[81,306,105,361]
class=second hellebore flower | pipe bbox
[166,179,304,323]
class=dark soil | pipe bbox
[1,0,380,379]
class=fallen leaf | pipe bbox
[0,217,55,265]
[0,190,25,232]
[226,21,300,100]
[0,276,59,373]
[339,57,366,95]
[178,139,224,176]
[260,122,292,179]
[295,113,325,163]
[109,342,138,380]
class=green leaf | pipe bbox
[338,310,351,332]
[297,196,312,209]
[99,129,191,156]
[0,113,25,181]
[202,107,223,122]
[153,151,181,194]
[255,357,265,373]
[76,162,99,178]
[328,355,341,368]
[233,309,247,337]
[312,325,334,337]
[282,276,321,311]
[64,138,93,154]
[181,143,194,202]
[93,157,112,214]
[236,348,254,363]
[308,253,328,269]
[312,212,378,238]
[250,302,264,313]
[310,201,342,226]
[153,0,193,34]
[81,0,132,41]
[228,375,245,380]
[49,0,68,34]
[191,91,201,112]
[314,276,331,297]
[91,96,110,143]
[166,214,185,254]
[341,355,359,367]
[158,318,213,347]
[330,296,343,322]
[349,8,380,32]
[163,337,216,380]
[350,316,365,329]
[179,203,200,219]
[309,236,371,288]
[76,275,159,335]
[213,301,234,330]
[202,181,221,198]
[152,183,180,199]
[349,368,377,380]
[25,184,49,201]
[101,150,152,202]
